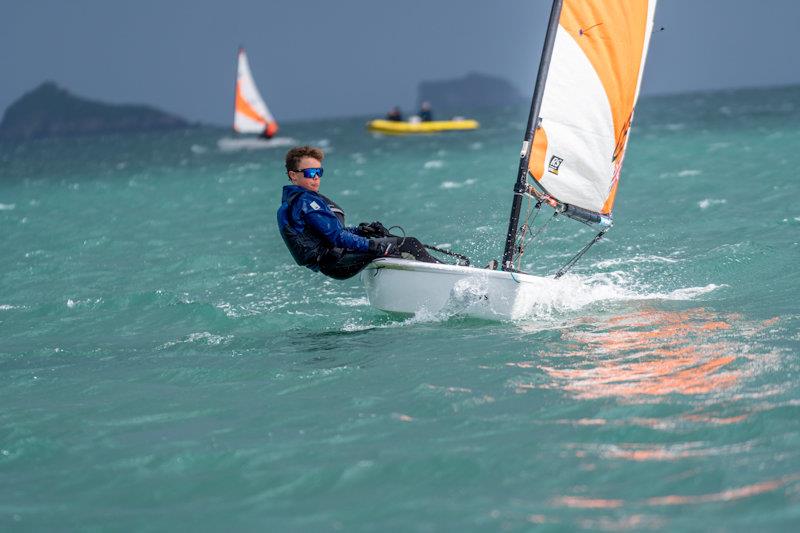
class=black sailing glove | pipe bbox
[357,221,391,238]
[357,223,379,237]
[367,221,391,236]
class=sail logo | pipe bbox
[548,155,564,175]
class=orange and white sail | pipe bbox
[233,48,278,137]
[529,0,657,215]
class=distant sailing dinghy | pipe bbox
[217,47,295,151]
[362,0,658,320]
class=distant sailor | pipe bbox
[277,146,440,280]
[419,101,433,122]
[385,106,403,122]
[260,122,278,140]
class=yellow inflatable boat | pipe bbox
[367,119,479,134]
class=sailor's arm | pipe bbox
[304,207,370,252]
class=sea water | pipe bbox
[1,85,799,531]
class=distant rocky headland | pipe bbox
[0,82,192,140]
[417,72,526,111]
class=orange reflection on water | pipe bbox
[645,478,785,506]
[551,496,624,509]
[552,475,796,511]
[594,440,753,462]
[539,308,749,400]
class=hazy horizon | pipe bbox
[2,0,799,125]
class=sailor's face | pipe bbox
[289,156,322,193]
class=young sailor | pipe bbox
[277,146,440,280]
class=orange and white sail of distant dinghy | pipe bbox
[233,47,278,139]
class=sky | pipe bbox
[2,0,799,125]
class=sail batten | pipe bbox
[233,48,278,136]
[528,0,657,215]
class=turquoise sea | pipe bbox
[1,85,799,531]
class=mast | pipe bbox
[501,0,564,271]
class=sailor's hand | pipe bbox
[367,221,390,236]
[358,221,391,237]
[357,222,378,237]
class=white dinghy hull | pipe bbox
[361,258,561,320]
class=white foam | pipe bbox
[190,144,208,154]
[424,160,444,169]
[708,142,731,152]
[0,304,17,311]
[160,331,233,349]
[678,169,702,177]
[657,284,723,300]
[341,320,376,332]
[217,136,297,152]
[593,255,679,268]
[698,198,727,209]
[333,297,369,307]
[0,203,16,211]
[510,273,723,322]
[440,179,475,189]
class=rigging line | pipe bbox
[387,225,406,248]
[516,209,558,268]
[515,194,544,270]
[554,230,606,279]
[514,194,535,270]
[528,210,558,242]
[515,206,557,272]
[515,223,527,271]
[388,224,469,266]
[423,244,470,266]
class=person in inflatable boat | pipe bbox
[385,106,403,121]
[277,145,440,280]
[418,101,434,122]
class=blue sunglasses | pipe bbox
[295,167,324,179]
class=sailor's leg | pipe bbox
[371,236,442,264]
[396,237,441,263]
[318,250,376,280]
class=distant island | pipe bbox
[0,82,192,141]
[417,72,526,111]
